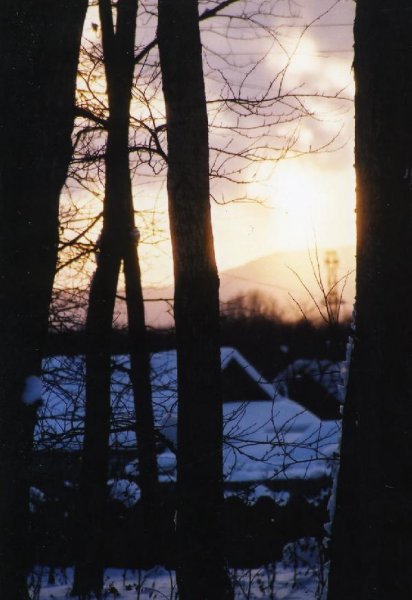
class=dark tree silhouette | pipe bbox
[158,1,232,598]
[0,1,87,597]
[327,1,412,598]
[72,1,159,596]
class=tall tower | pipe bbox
[324,250,340,320]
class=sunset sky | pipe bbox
[209,0,355,273]
[143,0,355,286]
[67,0,356,292]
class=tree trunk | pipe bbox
[71,244,122,598]
[327,2,412,598]
[158,2,231,598]
[0,2,86,597]
[103,2,159,533]
[73,0,158,593]
[124,236,160,559]
[72,1,135,596]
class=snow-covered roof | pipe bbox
[273,359,343,421]
[148,347,274,404]
[36,349,340,485]
[221,347,275,400]
[274,359,342,396]
[222,399,339,482]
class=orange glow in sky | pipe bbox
[64,1,356,297]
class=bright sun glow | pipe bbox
[269,163,321,250]
[273,161,355,251]
[240,154,355,258]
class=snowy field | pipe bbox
[33,565,324,600]
[32,540,327,600]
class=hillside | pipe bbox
[143,246,356,327]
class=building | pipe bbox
[35,348,340,502]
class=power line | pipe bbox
[222,272,298,294]
[213,50,353,56]
[278,23,352,28]
[138,23,353,31]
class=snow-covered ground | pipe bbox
[31,349,335,598]
[37,350,340,488]
[33,539,327,599]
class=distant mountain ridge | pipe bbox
[143,246,356,327]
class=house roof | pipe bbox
[147,347,274,404]
[273,359,343,421]
[36,349,340,485]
